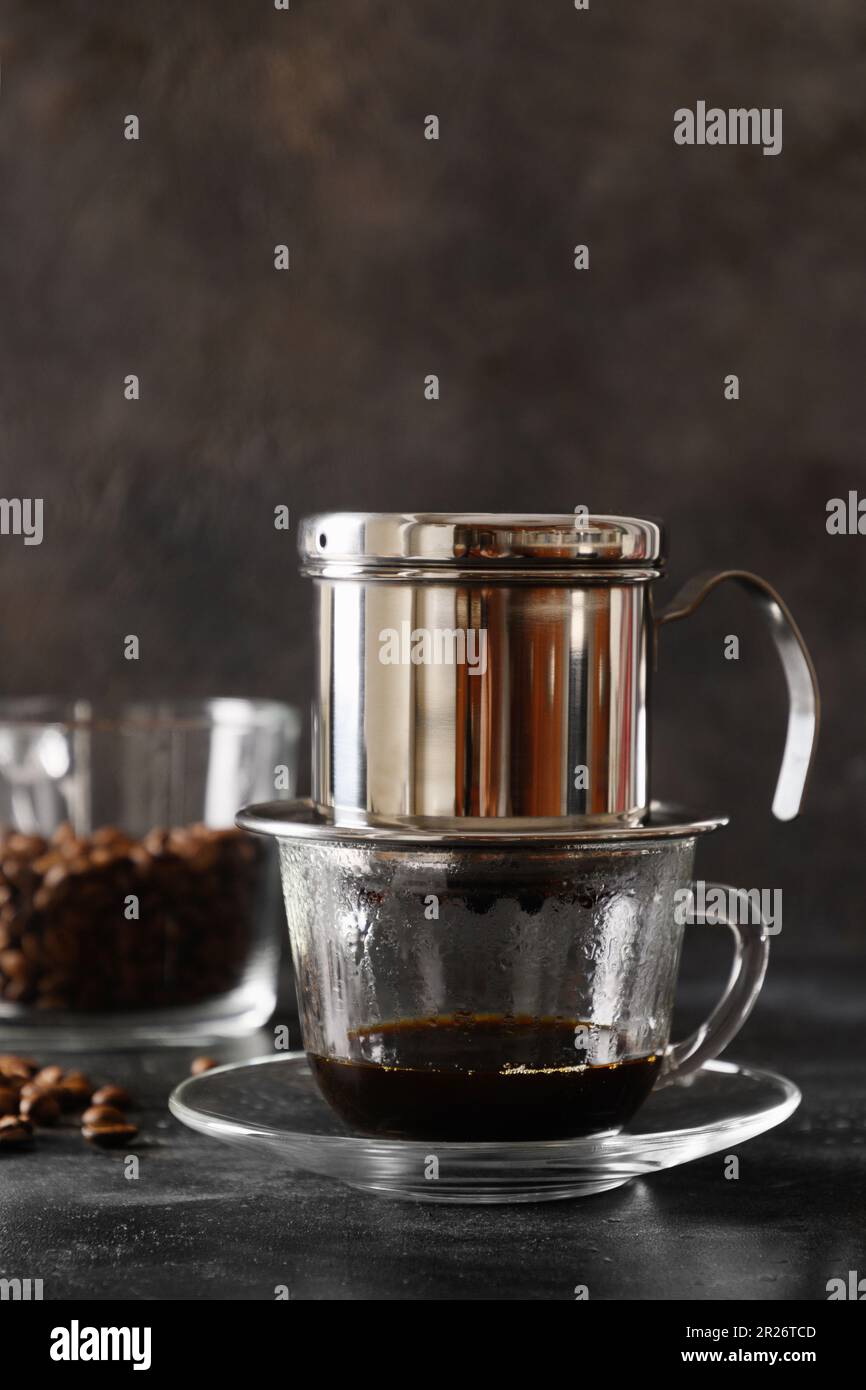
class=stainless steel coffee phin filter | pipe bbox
[299,513,819,829]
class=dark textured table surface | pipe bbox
[2,959,864,1303]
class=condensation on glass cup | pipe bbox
[0,698,299,1044]
[245,807,770,1142]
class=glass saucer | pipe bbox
[169,1053,800,1205]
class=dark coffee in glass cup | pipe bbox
[239,804,769,1143]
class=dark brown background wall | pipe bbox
[0,1,863,955]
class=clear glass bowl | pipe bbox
[0,698,300,1046]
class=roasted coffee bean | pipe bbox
[21,1080,64,1108]
[0,1086,19,1116]
[83,1120,138,1149]
[188,844,219,873]
[0,1114,34,1147]
[10,1060,143,1141]
[92,826,123,846]
[7,834,46,857]
[0,1054,36,1080]
[0,822,262,1014]
[32,852,60,874]
[190,1056,218,1076]
[44,862,72,890]
[0,949,30,980]
[19,1091,61,1125]
[81,1103,127,1128]
[33,1065,64,1087]
[2,979,33,1003]
[57,1071,91,1109]
[90,1084,132,1110]
[1,863,34,894]
[1,907,30,932]
[142,828,169,855]
[20,1080,48,1101]
[61,1068,91,1089]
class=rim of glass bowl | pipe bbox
[0,696,301,736]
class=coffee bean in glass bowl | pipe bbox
[0,822,267,1017]
[0,696,299,1042]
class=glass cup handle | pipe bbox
[657,882,770,1087]
[655,568,820,821]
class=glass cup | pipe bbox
[0,698,300,1045]
[270,817,768,1140]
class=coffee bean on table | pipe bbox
[19,1080,54,1102]
[0,1114,34,1147]
[90,1084,132,1110]
[0,1056,143,1149]
[57,1071,91,1110]
[19,1091,61,1126]
[190,1056,218,1076]
[82,1120,139,1149]
[0,1085,19,1116]
[33,1065,64,1088]
[0,1054,36,1080]
[81,1104,127,1128]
